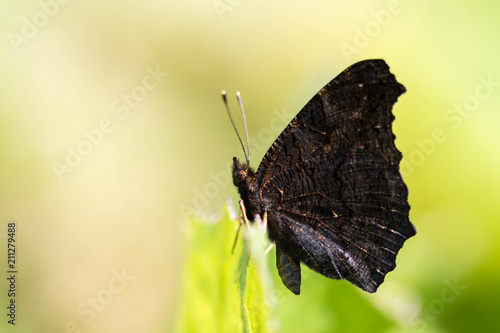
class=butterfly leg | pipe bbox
[260,209,276,255]
[262,209,268,233]
[264,242,275,255]
[231,200,250,254]
[230,220,243,255]
[238,199,250,228]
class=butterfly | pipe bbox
[224,59,416,295]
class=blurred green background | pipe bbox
[0,0,499,332]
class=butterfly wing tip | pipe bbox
[283,281,301,295]
[365,284,379,293]
[291,287,301,295]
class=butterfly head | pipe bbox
[232,157,255,189]
[232,156,259,221]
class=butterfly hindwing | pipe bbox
[264,149,413,293]
[253,59,416,294]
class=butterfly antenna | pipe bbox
[221,90,249,164]
[236,92,251,165]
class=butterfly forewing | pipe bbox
[252,59,416,294]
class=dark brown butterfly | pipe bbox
[225,59,416,295]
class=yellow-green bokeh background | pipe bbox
[1,0,499,332]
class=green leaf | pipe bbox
[238,214,280,333]
[175,200,280,333]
